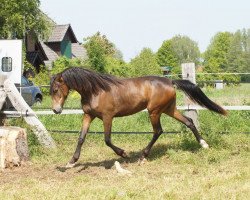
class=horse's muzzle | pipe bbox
[52,107,62,114]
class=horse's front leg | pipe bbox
[66,113,95,168]
[103,116,128,158]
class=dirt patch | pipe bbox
[0,159,130,185]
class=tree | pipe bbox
[171,35,201,65]
[157,35,200,75]
[0,0,52,39]
[239,29,250,82]
[202,31,244,83]
[83,32,123,73]
[227,30,244,72]
[51,56,88,75]
[241,29,250,72]
[129,48,161,77]
[84,36,107,73]
[156,40,178,69]
[104,56,129,77]
[203,32,233,72]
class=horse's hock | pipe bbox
[0,126,29,169]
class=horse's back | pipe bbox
[132,76,176,112]
[114,76,176,115]
[121,76,174,96]
[89,76,176,118]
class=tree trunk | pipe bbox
[0,126,29,169]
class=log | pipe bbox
[0,126,29,169]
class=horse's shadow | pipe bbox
[56,140,202,173]
[56,143,170,172]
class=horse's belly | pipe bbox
[114,101,147,117]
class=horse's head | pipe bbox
[50,74,69,114]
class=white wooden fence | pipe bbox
[1,105,250,116]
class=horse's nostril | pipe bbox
[53,108,62,114]
[52,109,58,114]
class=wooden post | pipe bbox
[3,78,56,148]
[0,75,7,126]
[0,75,56,148]
[181,63,199,129]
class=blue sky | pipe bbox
[40,0,250,61]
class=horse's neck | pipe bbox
[77,89,92,103]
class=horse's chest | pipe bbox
[82,104,92,113]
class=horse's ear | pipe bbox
[53,74,63,83]
[58,76,64,83]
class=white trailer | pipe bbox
[0,40,22,85]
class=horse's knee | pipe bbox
[78,138,84,145]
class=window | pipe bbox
[2,57,12,72]
[61,40,72,58]
[21,76,29,86]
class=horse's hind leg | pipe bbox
[139,112,163,163]
[165,108,209,148]
[103,116,128,158]
[66,114,95,168]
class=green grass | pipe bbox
[1,84,249,200]
[1,110,249,200]
[201,83,250,106]
[0,131,249,200]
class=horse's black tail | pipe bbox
[172,80,227,116]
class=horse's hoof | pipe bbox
[138,158,147,165]
[65,162,76,169]
[200,139,209,149]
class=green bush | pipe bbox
[31,66,51,95]
[51,56,89,75]
[196,74,241,87]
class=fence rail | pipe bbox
[1,105,250,116]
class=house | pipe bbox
[26,24,87,74]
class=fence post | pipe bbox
[181,63,200,129]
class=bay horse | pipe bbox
[50,67,227,167]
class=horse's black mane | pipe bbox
[51,67,121,97]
